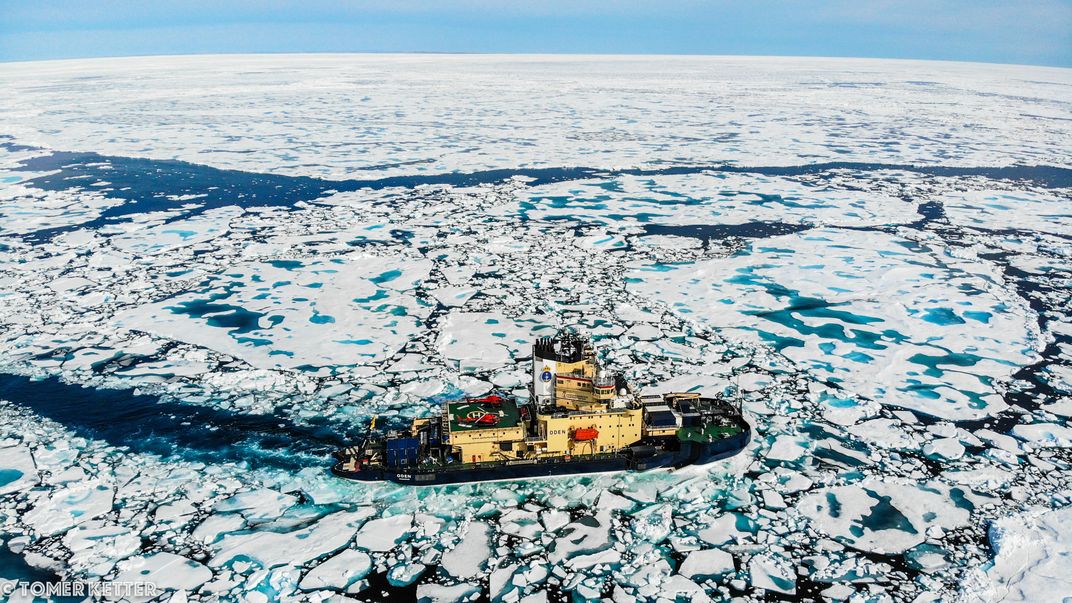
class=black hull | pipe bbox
[333,429,750,486]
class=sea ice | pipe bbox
[416,582,480,603]
[678,549,734,580]
[442,521,491,579]
[115,552,213,593]
[436,312,551,372]
[110,206,239,256]
[626,227,1041,420]
[514,172,913,229]
[0,55,1069,603]
[3,56,1070,177]
[210,508,373,569]
[115,254,431,371]
[1011,422,1072,448]
[63,522,140,576]
[940,190,1072,236]
[696,513,747,546]
[22,479,114,536]
[298,549,372,591]
[547,511,614,564]
[799,479,971,554]
[922,438,966,460]
[0,444,36,495]
[748,552,796,595]
[961,507,1072,602]
[351,513,413,552]
[766,435,810,463]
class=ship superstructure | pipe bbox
[333,332,750,485]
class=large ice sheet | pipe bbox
[1,56,1069,177]
[799,479,972,555]
[298,549,372,591]
[626,228,1041,420]
[510,172,913,228]
[22,479,115,537]
[0,444,36,495]
[0,183,122,236]
[352,514,413,552]
[0,54,1069,603]
[940,190,1072,236]
[109,206,240,255]
[436,312,551,372]
[115,552,212,594]
[115,253,431,370]
[209,508,373,569]
[962,507,1072,602]
[441,521,491,579]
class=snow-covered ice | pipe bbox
[799,479,973,555]
[0,54,1068,602]
[115,254,432,371]
[115,552,213,594]
[298,549,372,591]
[962,507,1072,602]
[626,227,1042,420]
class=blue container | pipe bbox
[646,410,676,428]
[385,437,420,467]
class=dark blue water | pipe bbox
[0,549,57,582]
[641,222,813,248]
[725,272,907,354]
[167,299,266,334]
[8,139,1072,242]
[12,148,608,241]
[0,549,81,602]
[906,200,947,229]
[856,490,917,535]
[0,374,349,472]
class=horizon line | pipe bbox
[2,50,1070,71]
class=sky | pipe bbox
[1,0,1070,67]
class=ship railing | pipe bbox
[594,375,615,388]
[547,407,631,418]
[417,451,629,473]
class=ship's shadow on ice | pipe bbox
[0,373,347,472]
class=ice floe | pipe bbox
[115,253,432,371]
[513,172,914,229]
[0,55,1068,603]
[626,227,1042,420]
[799,479,973,555]
[3,56,1070,176]
[678,548,734,580]
[962,506,1072,602]
[298,549,372,591]
[0,444,36,495]
[210,508,373,570]
[940,190,1072,236]
[115,552,212,594]
[351,514,412,553]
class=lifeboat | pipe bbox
[571,427,599,441]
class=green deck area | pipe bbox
[447,398,521,432]
[677,423,745,443]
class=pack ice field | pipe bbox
[0,55,1069,602]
